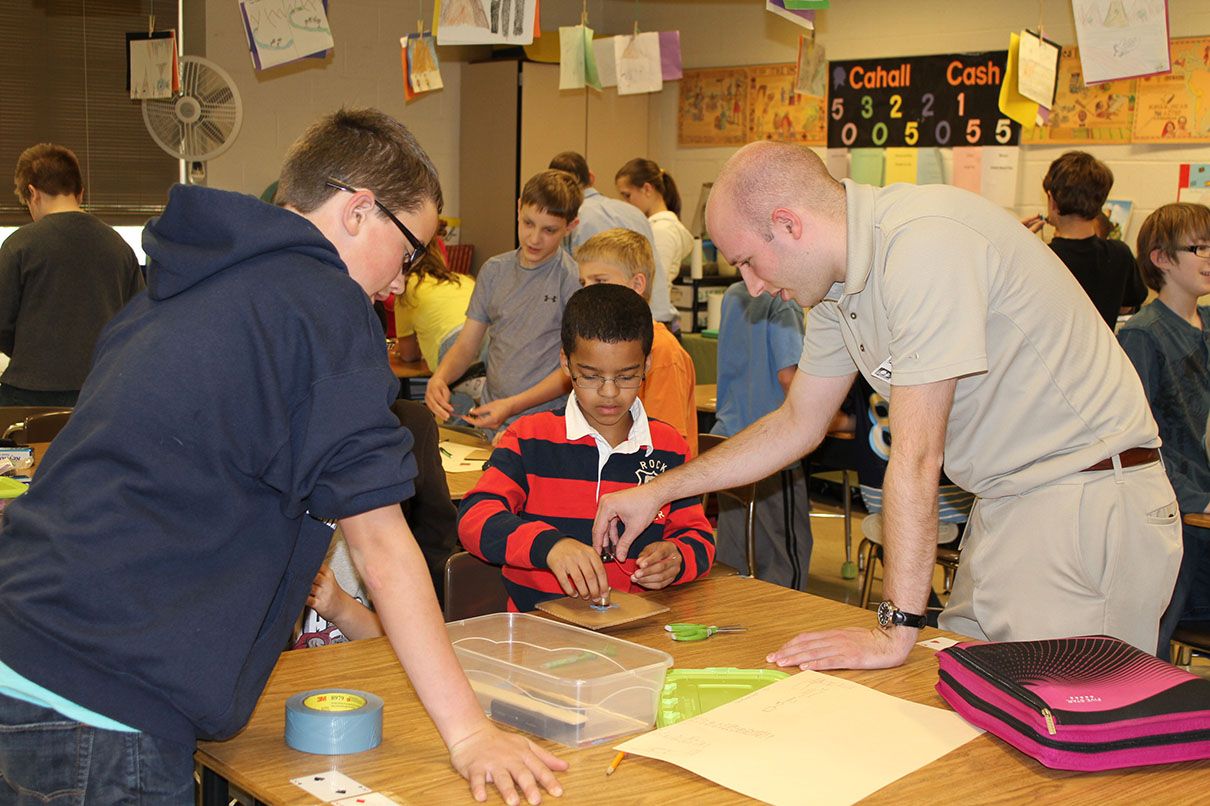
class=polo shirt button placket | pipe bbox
[850,312,857,319]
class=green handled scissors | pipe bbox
[664,623,747,642]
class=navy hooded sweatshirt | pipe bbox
[0,185,417,745]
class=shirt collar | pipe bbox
[564,389,653,455]
[583,187,601,199]
[838,178,878,298]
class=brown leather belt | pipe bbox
[1083,447,1160,473]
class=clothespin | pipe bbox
[633,20,640,37]
[148,14,155,35]
[418,19,424,37]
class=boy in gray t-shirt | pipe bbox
[426,170,583,437]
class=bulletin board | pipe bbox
[747,64,827,145]
[1020,45,1135,144]
[1131,36,1210,143]
[826,51,1020,149]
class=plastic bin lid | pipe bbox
[0,477,28,499]
[657,667,789,727]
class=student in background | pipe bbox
[711,281,812,589]
[425,170,582,440]
[1021,151,1146,330]
[392,242,475,371]
[0,143,144,406]
[1118,203,1210,660]
[548,151,679,331]
[615,158,695,308]
[0,108,565,803]
[576,228,698,455]
[458,284,714,612]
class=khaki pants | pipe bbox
[940,461,1182,655]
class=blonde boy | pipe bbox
[576,228,698,454]
[426,170,583,435]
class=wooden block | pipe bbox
[536,589,670,630]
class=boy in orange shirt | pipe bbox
[575,228,699,455]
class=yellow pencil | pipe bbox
[605,751,625,776]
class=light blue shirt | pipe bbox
[712,282,805,437]
[0,658,136,732]
[569,188,677,322]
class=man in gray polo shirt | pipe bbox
[592,141,1181,669]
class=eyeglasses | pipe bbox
[1177,244,1210,259]
[325,177,427,268]
[570,371,645,390]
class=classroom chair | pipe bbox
[446,243,474,276]
[803,430,860,579]
[1170,620,1210,667]
[443,551,508,621]
[2,408,73,445]
[698,432,759,578]
[857,512,961,610]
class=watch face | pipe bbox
[877,601,893,628]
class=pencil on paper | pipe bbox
[439,446,452,457]
[606,751,625,776]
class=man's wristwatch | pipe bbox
[876,600,927,630]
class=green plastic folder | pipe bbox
[657,667,789,727]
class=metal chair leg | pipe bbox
[840,469,857,579]
[745,499,758,578]
[859,539,879,609]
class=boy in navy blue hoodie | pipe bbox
[0,109,565,805]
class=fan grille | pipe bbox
[142,56,243,162]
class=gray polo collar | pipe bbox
[838,178,877,298]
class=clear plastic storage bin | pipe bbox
[446,613,673,748]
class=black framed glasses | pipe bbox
[570,371,645,390]
[325,177,427,268]
[1177,244,1210,259]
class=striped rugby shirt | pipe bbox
[458,392,715,611]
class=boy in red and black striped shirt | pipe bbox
[458,284,714,612]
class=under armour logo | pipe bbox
[544,295,558,303]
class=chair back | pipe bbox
[2,408,73,445]
[23,410,73,444]
[446,244,474,276]
[697,432,759,577]
[443,551,508,621]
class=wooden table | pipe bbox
[694,383,717,414]
[439,426,488,501]
[195,575,1210,804]
[1185,512,1210,530]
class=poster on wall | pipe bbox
[1020,45,1135,143]
[747,64,826,145]
[827,51,1020,149]
[1131,37,1210,143]
[678,68,749,147]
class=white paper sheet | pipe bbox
[559,26,587,90]
[241,0,334,71]
[440,440,490,473]
[1017,30,1060,108]
[129,35,175,99]
[437,0,536,46]
[592,37,618,88]
[616,670,981,806]
[614,32,663,96]
[979,146,1020,208]
[1071,0,1171,84]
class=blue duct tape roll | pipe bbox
[284,689,384,755]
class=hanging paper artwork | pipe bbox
[437,0,536,46]
[558,25,600,90]
[615,32,663,95]
[765,0,814,30]
[1016,29,1060,108]
[593,37,618,88]
[794,34,826,97]
[239,0,334,71]
[405,34,444,94]
[678,68,748,146]
[659,31,683,81]
[1071,0,1170,84]
[127,30,179,99]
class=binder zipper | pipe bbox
[947,648,1060,733]
[939,669,1210,752]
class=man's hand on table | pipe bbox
[448,722,567,806]
[766,625,916,671]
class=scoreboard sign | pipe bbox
[827,51,1021,149]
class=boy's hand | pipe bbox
[307,564,353,624]
[449,722,567,806]
[466,399,511,430]
[425,377,454,421]
[632,542,682,590]
[1020,213,1045,234]
[546,538,610,601]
